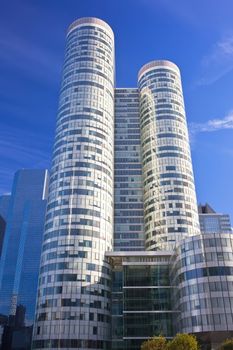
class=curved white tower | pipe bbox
[33,18,115,349]
[138,60,200,250]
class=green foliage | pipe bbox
[141,335,168,350]
[168,333,199,350]
[219,339,233,350]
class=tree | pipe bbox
[168,333,199,350]
[141,335,168,350]
[219,339,233,350]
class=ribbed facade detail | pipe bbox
[138,60,200,250]
[33,18,115,350]
[30,16,227,349]
[171,234,233,337]
[114,89,144,251]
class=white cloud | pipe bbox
[189,111,233,136]
[197,35,233,85]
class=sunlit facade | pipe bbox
[138,61,200,250]
[33,18,115,349]
[32,17,233,350]
[198,203,232,234]
[170,233,233,349]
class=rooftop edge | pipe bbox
[138,60,180,80]
[67,17,114,37]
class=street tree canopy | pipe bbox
[141,335,168,350]
[168,333,199,350]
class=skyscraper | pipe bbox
[114,89,144,251]
[171,232,233,349]
[138,60,200,250]
[33,18,115,349]
[0,169,48,325]
[198,203,232,234]
[33,17,206,350]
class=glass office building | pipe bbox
[108,251,174,350]
[108,233,233,350]
[33,17,233,350]
[170,233,233,349]
[0,169,48,325]
[199,203,232,234]
[138,61,200,251]
[33,18,115,350]
[114,89,144,251]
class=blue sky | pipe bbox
[1,0,233,221]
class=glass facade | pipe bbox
[170,233,233,341]
[108,252,174,350]
[199,214,232,234]
[33,18,115,350]
[199,203,232,234]
[0,169,48,325]
[138,61,200,250]
[109,234,233,349]
[114,88,144,251]
[31,16,233,350]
